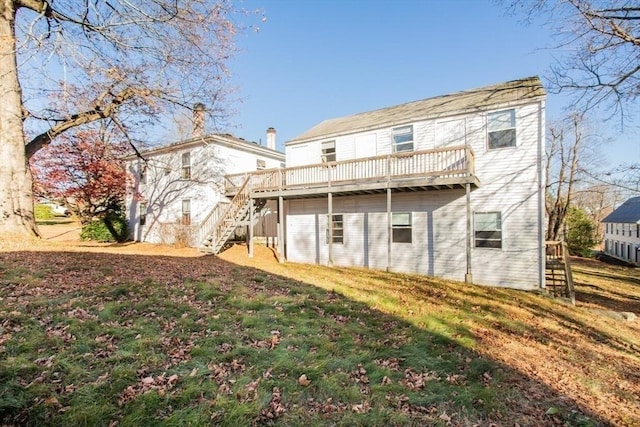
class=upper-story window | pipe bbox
[321,141,336,163]
[181,152,191,180]
[140,163,147,185]
[392,125,414,153]
[488,109,516,149]
[256,159,266,170]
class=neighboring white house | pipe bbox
[217,77,547,290]
[602,197,640,265]
[125,128,285,246]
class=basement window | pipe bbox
[181,152,191,180]
[182,199,191,226]
[487,109,516,149]
[326,214,344,244]
[474,212,502,248]
[392,125,414,153]
[392,212,412,243]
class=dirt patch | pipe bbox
[37,221,82,242]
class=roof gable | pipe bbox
[603,197,640,223]
[288,76,546,144]
[124,133,284,161]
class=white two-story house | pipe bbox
[125,121,285,247]
[602,197,640,265]
[217,77,547,290]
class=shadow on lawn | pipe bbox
[0,250,615,426]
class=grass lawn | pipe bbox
[0,242,638,426]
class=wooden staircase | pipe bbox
[198,176,266,254]
[545,241,575,304]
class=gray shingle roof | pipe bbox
[288,76,546,144]
[602,197,640,223]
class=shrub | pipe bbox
[34,204,54,220]
[81,214,128,242]
[158,222,195,248]
[566,207,598,257]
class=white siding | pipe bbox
[128,140,284,245]
[284,100,545,290]
[604,222,640,264]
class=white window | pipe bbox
[326,214,343,244]
[488,109,516,149]
[256,159,266,170]
[392,212,412,243]
[181,152,191,179]
[140,163,147,185]
[182,199,191,225]
[321,141,336,163]
[392,125,414,153]
[475,212,502,248]
[139,202,147,226]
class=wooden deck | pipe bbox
[225,145,479,198]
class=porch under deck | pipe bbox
[225,145,480,199]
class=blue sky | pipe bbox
[226,0,636,166]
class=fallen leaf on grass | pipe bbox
[298,374,311,386]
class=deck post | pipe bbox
[465,183,472,283]
[328,192,333,266]
[387,188,391,272]
[278,196,285,263]
[248,198,254,258]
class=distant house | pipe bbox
[602,197,640,265]
[213,77,547,290]
[124,119,285,247]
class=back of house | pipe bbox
[282,77,546,290]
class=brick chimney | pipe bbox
[193,103,206,138]
[266,127,276,150]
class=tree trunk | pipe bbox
[0,1,38,237]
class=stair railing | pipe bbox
[209,175,252,251]
[198,199,231,247]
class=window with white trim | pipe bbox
[256,159,266,170]
[181,152,191,180]
[392,125,414,152]
[475,212,502,248]
[139,202,147,226]
[321,141,336,163]
[326,214,343,244]
[392,212,412,243]
[182,199,191,225]
[487,109,516,149]
[140,163,147,184]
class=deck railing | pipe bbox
[225,145,475,194]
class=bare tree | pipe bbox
[546,113,602,240]
[572,183,623,243]
[0,1,247,236]
[504,0,640,119]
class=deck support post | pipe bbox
[248,198,254,258]
[278,196,285,263]
[328,192,333,266]
[387,188,392,272]
[465,183,472,283]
